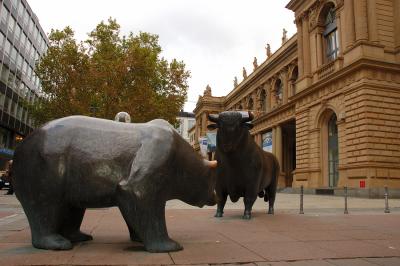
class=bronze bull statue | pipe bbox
[208,111,280,219]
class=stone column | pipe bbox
[316,28,323,67]
[272,127,276,155]
[201,112,207,136]
[282,70,289,104]
[335,11,344,56]
[302,16,311,76]
[394,0,400,50]
[296,18,304,77]
[353,0,368,41]
[275,125,283,170]
[266,82,272,111]
[344,0,356,49]
[367,0,378,43]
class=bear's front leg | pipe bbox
[117,192,182,252]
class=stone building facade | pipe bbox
[193,0,400,196]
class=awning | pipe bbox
[0,148,14,159]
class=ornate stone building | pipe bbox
[193,0,400,196]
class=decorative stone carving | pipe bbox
[203,84,212,96]
[234,76,238,87]
[282,28,288,44]
[266,44,271,58]
[242,67,248,79]
[253,57,258,70]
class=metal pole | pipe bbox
[299,185,304,214]
[344,186,349,214]
[384,186,390,213]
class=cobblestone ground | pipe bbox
[1,190,400,265]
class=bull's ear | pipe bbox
[243,122,254,129]
[207,123,218,130]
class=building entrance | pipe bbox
[282,120,296,187]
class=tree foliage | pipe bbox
[30,18,190,125]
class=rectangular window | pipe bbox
[4,94,10,113]
[10,97,16,117]
[21,32,27,49]
[0,6,9,24]
[8,15,15,32]
[0,92,5,109]
[23,9,29,26]
[7,71,15,88]
[0,31,5,49]
[22,60,27,75]
[18,3,24,18]
[17,53,22,70]
[28,18,34,34]
[11,0,18,9]
[15,24,21,39]
[5,39,11,55]
[11,46,17,63]
[1,65,9,83]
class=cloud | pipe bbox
[29,0,297,112]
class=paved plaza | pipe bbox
[1,191,400,265]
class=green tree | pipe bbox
[30,18,190,126]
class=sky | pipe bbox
[28,0,297,112]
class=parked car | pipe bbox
[0,171,10,190]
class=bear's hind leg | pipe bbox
[24,203,72,250]
[61,207,93,243]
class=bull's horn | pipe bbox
[204,159,218,168]
[241,111,254,123]
[208,114,219,123]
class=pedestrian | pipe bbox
[3,159,13,195]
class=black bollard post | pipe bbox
[344,186,349,214]
[384,186,390,213]
[299,185,304,214]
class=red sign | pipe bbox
[360,180,366,188]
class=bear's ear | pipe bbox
[207,123,218,130]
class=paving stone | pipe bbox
[326,258,379,265]
[364,257,400,266]
[170,242,264,265]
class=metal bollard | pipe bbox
[299,185,304,214]
[384,186,390,213]
[344,186,349,214]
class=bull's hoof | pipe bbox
[214,211,223,218]
[33,234,73,250]
[268,208,274,215]
[145,239,183,253]
[242,213,252,220]
[64,231,93,243]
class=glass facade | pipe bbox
[0,0,48,152]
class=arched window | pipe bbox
[290,67,298,97]
[328,113,339,187]
[275,79,283,105]
[238,104,243,110]
[324,7,339,62]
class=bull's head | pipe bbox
[207,111,254,153]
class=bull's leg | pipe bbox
[243,195,257,220]
[215,192,227,218]
[266,184,277,214]
[61,207,93,243]
[23,202,72,250]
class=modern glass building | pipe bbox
[0,0,48,164]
